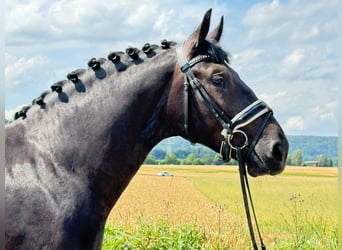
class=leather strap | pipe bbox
[237,147,266,250]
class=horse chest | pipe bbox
[6,178,104,249]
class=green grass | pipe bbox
[273,193,337,249]
[103,220,208,250]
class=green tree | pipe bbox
[286,154,292,166]
[329,159,334,167]
[144,154,158,164]
[317,154,332,167]
[192,158,204,165]
[292,149,303,166]
[211,154,223,165]
[162,153,179,165]
[182,153,196,165]
[201,154,213,165]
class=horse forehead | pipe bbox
[191,62,228,77]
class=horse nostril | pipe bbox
[272,142,284,162]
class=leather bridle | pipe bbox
[177,43,272,250]
[176,44,272,161]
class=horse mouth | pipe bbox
[246,151,285,177]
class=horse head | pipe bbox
[168,9,289,177]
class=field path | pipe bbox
[107,167,238,228]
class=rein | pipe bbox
[237,147,266,250]
[176,43,272,249]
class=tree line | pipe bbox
[286,149,335,167]
[144,152,238,165]
[144,147,238,166]
[144,148,336,167]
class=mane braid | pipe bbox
[13,40,177,121]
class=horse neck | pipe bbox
[7,48,178,214]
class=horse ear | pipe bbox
[186,9,212,52]
[196,9,212,47]
[207,16,224,42]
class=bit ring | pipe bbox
[227,129,249,150]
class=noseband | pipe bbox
[177,43,271,250]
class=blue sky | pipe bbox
[5,0,338,136]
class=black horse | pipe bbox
[5,9,288,249]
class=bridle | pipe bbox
[177,43,272,250]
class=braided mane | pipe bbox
[13,40,177,120]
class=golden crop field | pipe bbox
[106,165,338,249]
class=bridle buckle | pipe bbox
[227,129,249,150]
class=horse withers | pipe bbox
[5,9,288,249]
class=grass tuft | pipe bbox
[103,220,207,250]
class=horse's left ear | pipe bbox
[207,16,224,42]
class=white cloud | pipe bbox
[259,91,287,108]
[124,3,157,28]
[6,0,160,44]
[278,46,336,81]
[153,9,178,39]
[284,116,305,131]
[311,101,337,121]
[5,0,224,46]
[279,48,307,78]
[5,53,49,88]
[232,48,263,66]
[282,49,306,68]
[6,0,53,44]
[242,0,338,44]
[289,25,320,42]
[243,0,281,26]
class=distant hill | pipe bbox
[152,135,338,163]
[287,135,337,161]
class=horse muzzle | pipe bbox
[247,133,289,177]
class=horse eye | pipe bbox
[212,75,224,86]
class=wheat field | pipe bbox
[105,165,338,249]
